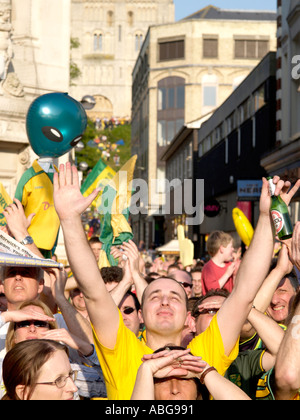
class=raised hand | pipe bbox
[53,162,100,222]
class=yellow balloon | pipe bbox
[232,207,254,247]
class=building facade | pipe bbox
[131,5,277,247]
[0,0,71,261]
[0,0,71,198]
[261,1,300,184]
[163,52,277,257]
[70,0,175,120]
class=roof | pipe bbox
[182,5,276,21]
[156,239,180,254]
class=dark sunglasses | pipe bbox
[193,308,219,318]
[179,282,192,288]
[14,320,50,330]
[122,307,135,315]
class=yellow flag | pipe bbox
[0,183,12,226]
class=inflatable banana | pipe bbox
[232,207,254,247]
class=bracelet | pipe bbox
[200,366,217,384]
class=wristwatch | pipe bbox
[20,235,34,245]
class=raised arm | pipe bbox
[274,222,300,400]
[53,163,120,348]
[217,176,300,356]
[49,267,94,344]
[274,290,300,400]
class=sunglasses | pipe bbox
[179,282,192,288]
[14,320,50,330]
[193,308,219,318]
[122,307,135,315]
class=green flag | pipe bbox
[80,158,115,207]
[97,155,137,267]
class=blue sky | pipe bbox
[174,0,277,21]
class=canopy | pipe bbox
[156,239,180,255]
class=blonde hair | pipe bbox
[206,231,233,257]
[6,300,58,352]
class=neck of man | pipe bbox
[146,330,183,351]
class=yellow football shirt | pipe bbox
[92,310,239,400]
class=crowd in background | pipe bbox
[0,167,299,400]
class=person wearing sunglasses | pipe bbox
[171,270,193,298]
[0,300,106,400]
[53,163,300,400]
[191,289,230,335]
[119,291,143,338]
[2,339,78,400]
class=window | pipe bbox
[157,119,184,146]
[128,11,134,26]
[159,39,184,61]
[157,77,185,146]
[202,74,218,108]
[254,85,266,111]
[93,32,103,51]
[235,39,269,59]
[135,33,143,51]
[107,10,114,26]
[203,86,217,107]
[203,37,218,58]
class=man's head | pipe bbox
[191,289,229,334]
[69,288,86,312]
[153,345,208,400]
[171,270,193,298]
[88,237,102,262]
[267,271,299,324]
[119,291,142,337]
[0,267,44,310]
[100,266,123,292]
[140,277,189,341]
[190,268,202,297]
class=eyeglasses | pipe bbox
[179,282,192,289]
[122,307,135,315]
[36,370,78,389]
[193,308,219,318]
[14,320,50,330]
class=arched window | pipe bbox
[93,32,103,51]
[107,10,114,26]
[128,11,134,26]
[135,33,143,51]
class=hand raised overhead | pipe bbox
[53,162,101,221]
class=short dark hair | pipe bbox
[123,290,141,312]
[88,236,101,244]
[100,266,123,284]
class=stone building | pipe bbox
[70,0,175,120]
[0,0,71,261]
[131,5,277,247]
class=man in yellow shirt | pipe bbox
[53,164,299,400]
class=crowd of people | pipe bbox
[94,116,130,131]
[0,165,299,401]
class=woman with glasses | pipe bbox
[0,300,105,399]
[2,339,78,400]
